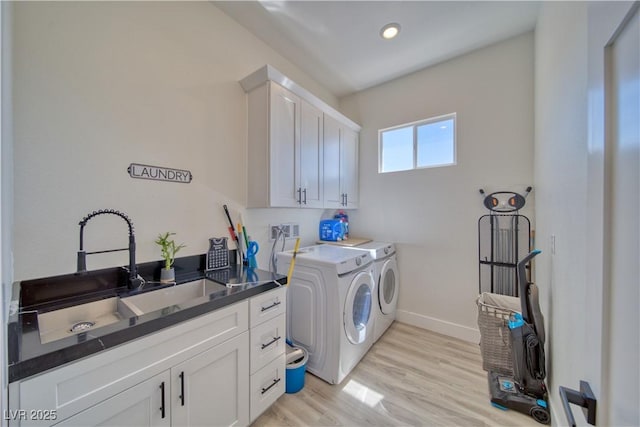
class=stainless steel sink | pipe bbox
[36,279,228,344]
[120,279,228,316]
[38,297,137,344]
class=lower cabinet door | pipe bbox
[55,371,171,427]
[171,331,249,427]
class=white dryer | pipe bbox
[345,242,399,342]
[276,245,375,385]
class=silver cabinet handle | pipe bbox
[296,188,302,204]
[302,188,307,204]
[261,377,281,395]
[261,336,281,350]
[261,300,281,312]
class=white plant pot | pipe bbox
[160,267,175,283]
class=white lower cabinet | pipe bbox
[10,289,287,427]
[54,332,250,427]
[54,371,172,427]
[171,332,249,427]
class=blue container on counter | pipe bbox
[319,219,345,241]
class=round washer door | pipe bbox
[379,257,399,315]
[344,271,374,345]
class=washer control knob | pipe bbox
[384,247,390,255]
[355,257,362,266]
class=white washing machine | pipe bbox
[343,242,399,342]
[276,245,375,385]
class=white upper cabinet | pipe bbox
[246,81,323,208]
[323,114,359,209]
[241,65,360,209]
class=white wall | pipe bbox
[536,2,640,425]
[340,33,534,341]
[10,2,337,282]
[534,3,590,423]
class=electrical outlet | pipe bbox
[270,223,300,240]
[270,225,282,240]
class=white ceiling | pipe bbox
[215,1,540,97]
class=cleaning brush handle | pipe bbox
[286,238,301,285]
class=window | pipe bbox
[379,113,456,173]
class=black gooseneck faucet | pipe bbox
[77,209,144,289]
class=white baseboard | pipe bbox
[396,309,481,344]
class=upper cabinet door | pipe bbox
[323,114,359,209]
[299,101,324,208]
[323,114,342,208]
[341,127,359,209]
[269,83,300,208]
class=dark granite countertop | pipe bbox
[7,254,286,383]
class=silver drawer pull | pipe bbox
[261,377,281,395]
[260,300,281,312]
[261,336,281,350]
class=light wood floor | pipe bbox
[253,322,542,426]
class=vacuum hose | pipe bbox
[525,333,546,380]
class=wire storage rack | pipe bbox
[478,214,531,296]
[477,187,532,296]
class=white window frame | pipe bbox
[378,112,457,173]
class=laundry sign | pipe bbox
[127,163,192,183]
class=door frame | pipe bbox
[586,2,639,424]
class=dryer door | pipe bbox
[379,257,399,315]
[344,271,374,345]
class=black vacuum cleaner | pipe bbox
[487,249,550,424]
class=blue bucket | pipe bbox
[285,346,308,394]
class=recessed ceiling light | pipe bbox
[380,23,401,40]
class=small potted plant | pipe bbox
[155,232,186,283]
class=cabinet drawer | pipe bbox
[249,353,286,423]
[249,286,286,328]
[250,313,285,374]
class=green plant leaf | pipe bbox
[155,232,186,270]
